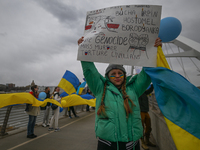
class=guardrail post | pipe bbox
[81,105,84,112]
[0,106,13,136]
[64,107,68,116]
[151,93,157,110]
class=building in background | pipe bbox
[6,83,15,88]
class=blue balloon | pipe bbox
[38,92,47,101]
[158,17,182,42]
[60,107,63,113]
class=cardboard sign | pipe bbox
[77,5,162,67]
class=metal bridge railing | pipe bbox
[148,93,163,116]
[0,93,161,136]
[0,104,85,136]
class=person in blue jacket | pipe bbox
[78,37,162,150]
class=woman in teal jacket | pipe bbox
[78,37,162,150]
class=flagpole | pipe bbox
[131,66,134,75]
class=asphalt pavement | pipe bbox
[0,110,159,150]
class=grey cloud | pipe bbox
[34,0,87,35]
[34,0,79,23]
[0,0,200,87]
[0,32,7,36]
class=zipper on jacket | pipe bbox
[132,126,134,140]
[115,126,119,150]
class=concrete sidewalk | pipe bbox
[0,111,97,150]
[0,110,159,150]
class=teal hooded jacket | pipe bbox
[81,61,151,142]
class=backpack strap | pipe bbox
[53,92,60,97]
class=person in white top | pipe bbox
[48,87,61,132]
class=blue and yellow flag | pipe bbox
[61,94,96,108]
[76,81,86,95]
[144,46,200,149]
[60,91,69,97]
[0,93,62,108]
[58,70,80,95]
[80,93,95,100]
[60,92,96,107]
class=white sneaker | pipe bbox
[42,123,46,127]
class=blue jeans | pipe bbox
[27,115,37,135]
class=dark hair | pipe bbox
[121,75,135,117]
[31,85,38,97]
[52,87,58,95]
[97,81,107,116]
[45,87,50,94]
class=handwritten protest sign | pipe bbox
[77,5,162,67]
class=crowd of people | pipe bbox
[25,85,81,138]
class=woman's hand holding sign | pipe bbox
[154,38,162,47]
[78,36,84,45]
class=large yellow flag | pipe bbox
[156,46,170,69]
[0,93,62,108]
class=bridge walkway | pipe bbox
[0,110,159,150]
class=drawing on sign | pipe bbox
[78,5,162,67]
[104,16,120,32]
[85,14,120,36]
[127,33,149,59]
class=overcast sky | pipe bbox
[0,0,200,87]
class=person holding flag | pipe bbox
[78,37,162,150]
[42,87,51,127]
[48,87,61,132]
[26,85,40,138]
[78,34,200,150]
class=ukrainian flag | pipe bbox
[144,46,200,149]
[80,93,95,100]
[61,94,96,107]
[76,81,86,95]
[60,92,96,107]
[58,70,80,95]
[60,91,69,97]
[0,93,62,108]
